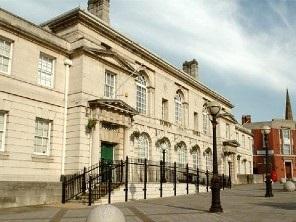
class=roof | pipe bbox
[244,119,296,130]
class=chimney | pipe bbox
[88,0,110,24]
[242,115,251,124]
[182,59,199,80]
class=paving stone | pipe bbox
[0,183,295,222]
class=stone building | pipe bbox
[0,0,253,207]
[244,90,296,180]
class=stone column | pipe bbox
[233,154,237,183]
[123,127,130,159]
[91,121,100,166]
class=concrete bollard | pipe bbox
[280,178,286,184]
[283,181,295,192]
[87,205,126,222]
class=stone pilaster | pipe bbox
[148,86,155,117]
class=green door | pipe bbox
[101,143,114,182]
[101,143,113,164]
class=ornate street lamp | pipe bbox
[261,125,273,197]
[206,101,223,213]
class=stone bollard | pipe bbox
[280,178,286,184]
[283,181,295,192]
[87,205,126,222]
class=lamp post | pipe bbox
[162,149,166,182]
[206,101,223,213]
[261,125,273,197]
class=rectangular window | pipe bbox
[282,129,291,155]
[249,137,252,150]
[162,99,168,121]
[0,112,7,151]
[226,123,230,139]
[38,54,54,88]
[104,71,116,98]
[34,118,52,155]
[0,38,12,74]
[136,78,147,114]
[194,112,198,131]
[236,132,239,142]
[203,113,208,134]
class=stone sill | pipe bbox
[0,151,9,160]
[31,154,54,163]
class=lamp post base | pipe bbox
[265,176,273,197]
[209,175,223,213]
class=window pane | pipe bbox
[138,135,148,159]
[34,119,50,154]
[104,72,116,98]
[136,76,147,114]
[38,55,54,87]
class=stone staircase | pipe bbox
[67,182,207,205]
[94,182,207,205]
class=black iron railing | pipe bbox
[62,156,231,205]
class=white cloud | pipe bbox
[112,0,296,94]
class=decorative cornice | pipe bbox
[0,8,70,55]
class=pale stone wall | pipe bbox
[0,181,61,208]
[0,27,67,182]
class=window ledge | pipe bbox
[0,151,9,160]
[31,154,54,162]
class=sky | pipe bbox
[0,0,295,122]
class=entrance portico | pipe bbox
[223,140,240,183]
[88,99,138,166]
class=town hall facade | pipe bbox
[0,0,253,207]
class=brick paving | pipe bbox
[0,183,295,222]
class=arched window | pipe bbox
[175,92,183,125]
[177,143,187,167]
[136,75,147,114]
[205,148,212,171]
[137,134,149,160]
[191,148,200,169]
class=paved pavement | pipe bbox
[0,183,295,222]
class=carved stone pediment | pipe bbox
[85,47,135,72]
[223,140,239,155]
[223,140,240,147]
[89,99,138,127]
[89,99,138,115]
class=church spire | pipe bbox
[285,89,293,120]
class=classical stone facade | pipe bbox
[0,1,252,207]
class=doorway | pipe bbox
[101,142,114,182]
[101,142,114,164]
[285,162,292,179]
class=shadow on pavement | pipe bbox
[255,202,296,211]
[139,201,209,213]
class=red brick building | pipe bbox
[244,90,296,180]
